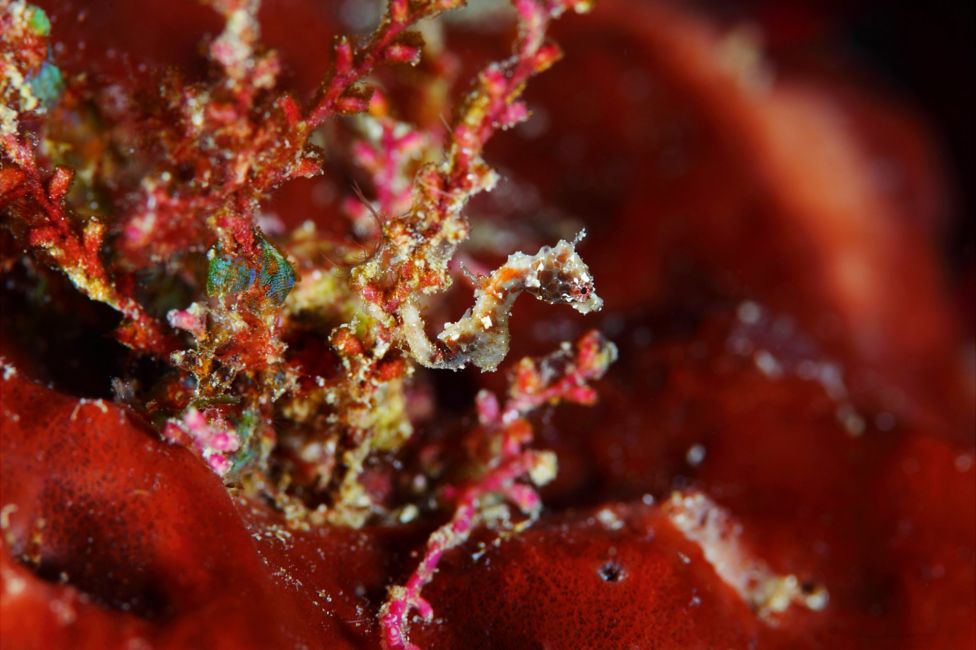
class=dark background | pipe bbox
[718,0,975,314]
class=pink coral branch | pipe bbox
[504,328,617,416]
[379,330,616,649]
[306,0,458,127]
[380,451,549,650]
[440,0,585,192]
[349,106,428,219]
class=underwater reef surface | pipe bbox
[1,0,973,648]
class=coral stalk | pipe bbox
[379,330,617,649]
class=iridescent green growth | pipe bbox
[25,5,50,37]
[207,246,255,297]
[229,409,261,476]
[258,238,296,304]
[28,62,63,109]
[206,238,295,305]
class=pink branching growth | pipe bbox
[347,100,429,221]
[379,330,617,649]
[277,0,601,524]
[119,0,451,267]
[163,407,242,476]
[305,0,456,127]
[502,328,618,416]
[117,0,308,266]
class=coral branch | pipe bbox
[305,0,459,127]
[347,103,429,220]
[1,139,173,356]
[1,4,173,355]
[379,330,617,649]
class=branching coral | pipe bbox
[297,0,602,524]
[380,330,617,649]
[2,0,606,534]
[2,4,613,637]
